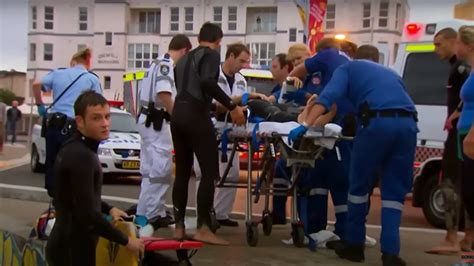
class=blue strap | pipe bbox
[250,116,265,152]
[241,92,250,105]
[220,128,233,162]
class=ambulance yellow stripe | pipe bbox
[242,72,273,79]
[122,71,146,81]
[405,43,435,52]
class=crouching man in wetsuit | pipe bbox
[171,22,246,245]
[46,91,144,266]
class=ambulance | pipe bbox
[392,19,474,228]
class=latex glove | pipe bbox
[37,104,47,118]
[283,90,309,106]
[288,124,308,145]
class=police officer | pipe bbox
[32,48,101,197]
[426,27,471,255]
[290,55,418,266]
[136,34,192,231]
[171,22,245,245]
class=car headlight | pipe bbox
[98,148,113,156]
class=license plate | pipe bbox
[122,161,140,169]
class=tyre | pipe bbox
[31,145,45,173]
[421,175,446,229]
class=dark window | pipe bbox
[289,28,297,42]
[44,43,53,61]
[106,32,112,46]
[44,6,54,29]
[402,52,450,106]
[104,76,111,90]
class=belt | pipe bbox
[368,109,417,119]
[140,107,167,115]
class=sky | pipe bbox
[0,0,466,72]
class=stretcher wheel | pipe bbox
[262,213,272,236]
[246,222,259,247]
[209,209,219,233]
[291,222,305,248]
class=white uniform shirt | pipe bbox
[139,54,175,108]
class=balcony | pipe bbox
[246,7,277,34]
[128,9,161,34]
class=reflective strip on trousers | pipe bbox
[334,204,348,213]
[381,200,404,211]
[348,193,369,204]
[273,178,290,186]
[143,176,172,184]
[309,188,329,196]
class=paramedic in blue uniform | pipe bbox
[284,38,355,240]
[136,34,192,231]
[289,58,418,266]
[32,48,102,197]
[269,53,293,104]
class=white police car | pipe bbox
[31,108,141,175]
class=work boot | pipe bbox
[382,253,406,266]
[326,240,345,250]
[150,214,175,229]
[335,243,365,262]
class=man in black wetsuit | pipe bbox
[171,22,246,245]
[46,91,144,266]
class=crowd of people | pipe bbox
[31,21,474,266]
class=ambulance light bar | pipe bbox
[406,23,421,35]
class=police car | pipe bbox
[31,108,141,175]
[393,19,474,228]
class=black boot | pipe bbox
[326,240,345,250]
[335,243,365,262]
[382,253,406,266]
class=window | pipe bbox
[403,52,450,105]
[395,3,402,30]
[104,76,111,90]
[105,32,112,46]
[213,7,222,28]
[139,11,160,33]
[31,6,37,29]
[185,7,193,31]
[249,43,275,66]
[128,43,159,69]
[228,7,237,31]
[78,44,87,51]
[247,7,277,33]
[289,28,297,42]
[362,3,371,28]
[379,1,389,27]
[79,7,88,31]
[44,6,54,30]
[44,43,53,61]
[326,4,336,30]
[30,43,36,61]
[170,7,179,31]
[393,43,399,62]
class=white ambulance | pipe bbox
[393,19,474,228]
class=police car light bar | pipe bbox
[406,23,421,35]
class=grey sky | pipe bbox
[0,0,465,71]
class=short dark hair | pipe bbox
[355,45,380,63]
[169,34,192,51]
[316,38,341,52]
[340,40,358,58]
[74,90,108,118]
[273,53,294,72]
[198,22,223,43]
[225,43,250,59]
[435,27,457,39]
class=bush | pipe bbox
[0,89,16,105]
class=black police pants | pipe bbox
[171,95,219,229]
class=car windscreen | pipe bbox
[402,52,450,106]
[246,77,275,96]
[110,113,138,133]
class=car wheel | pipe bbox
[421,174,446,229]
[31,145,45,173]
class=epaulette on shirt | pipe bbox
[162,53,170,62]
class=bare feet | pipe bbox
[425,240,460,255]
[193,225,229,245]
[460,238,473,252]
[174,226,186,240]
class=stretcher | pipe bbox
[214,111,350,247]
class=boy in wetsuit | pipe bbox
[46,91,144,266]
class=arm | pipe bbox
[157,92,174,115]
[32,71,55,105]
[288,62,308,79]
[155,67,175,115]
[68,152,128,245]
[32,81,44,105]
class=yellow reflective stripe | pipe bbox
[405,43,435,52]
[122,71,146,81]
[242,73,273,79]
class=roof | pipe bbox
[0,70,26,77]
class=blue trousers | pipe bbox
[272,141,351,237]
[346,117,417,256]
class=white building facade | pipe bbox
[27,0,409,101]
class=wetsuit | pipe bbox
[171,46,237,228]
[46,132,128,266]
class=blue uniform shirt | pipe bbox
[458,72,474,131]
[41,65,102,118]
[317,60,416,114]
[271,84,282,99]
[304,48,355,124]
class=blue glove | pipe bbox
[37,104,47,118]
[282,90,308,106]
[241,92,250,105]
[288,125,308,145]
